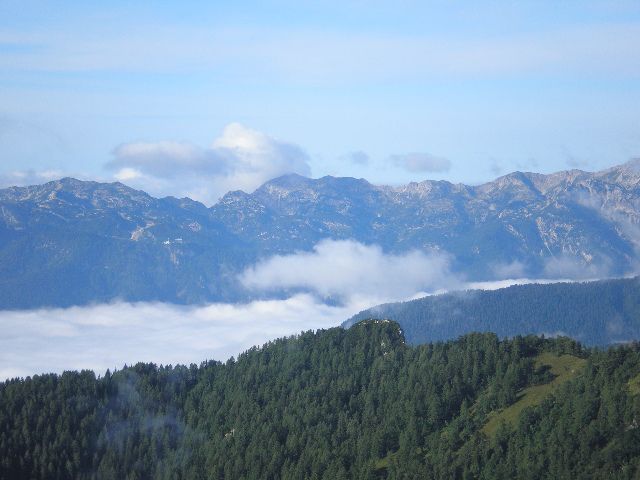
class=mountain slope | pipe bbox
[2,322,640,478]
[344,277,640,346]
[0,179,251,307]
[2,161,640,308]
[213,161,640,277]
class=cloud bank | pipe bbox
[1,236,605,380]
[241,239,460,301]
[106,123,311,205]
[0,295,360,381]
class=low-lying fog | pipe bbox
[1,240,582,380]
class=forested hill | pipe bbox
[3,321,640,479]
[344,277,640,346]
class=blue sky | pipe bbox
[1,0,640,203]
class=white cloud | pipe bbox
[105,123,311,205]
[240,239,460,302]
[390,152,451,173]
[0,295,367,381]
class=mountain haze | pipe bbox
[1,161,640,308]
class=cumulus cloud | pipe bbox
[390,152,451,173]
[105,123,312,205]
[240,239,460,302]
[0,295,365,381]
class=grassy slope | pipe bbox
[375,352,587,471]
[628,372,640,396]
[482,353,587,437]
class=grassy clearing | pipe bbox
[628,372,640,396]
[482,353,587,437]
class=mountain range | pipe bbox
[1,160,640,309]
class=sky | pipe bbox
[1,0,640,204]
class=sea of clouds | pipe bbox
[0,239,579,380]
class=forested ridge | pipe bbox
[2,320,640,479]
[346,277,640,346]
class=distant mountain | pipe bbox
[0,179,252,307]
[2,161,640,308]
[213,160,640,277]
[344,277,640,346]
